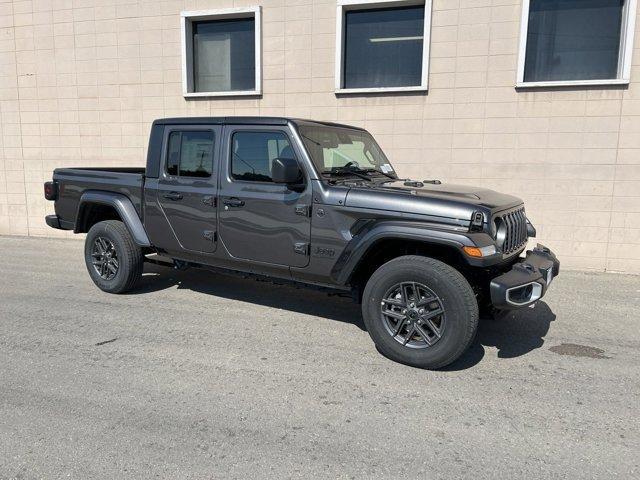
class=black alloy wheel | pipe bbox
[90,237,119,280]
[380,281,445,349]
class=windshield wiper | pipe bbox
[323,167,373,182]
[358,168,397,180]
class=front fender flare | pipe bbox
[331,221,485,285]
[76,191,151,247]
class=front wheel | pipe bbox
[361,255,478,369]
[84,220,143,294]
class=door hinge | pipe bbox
[295,204,311,217]
[294,242,309,255]
[203,230,216,242]
[202,195,216,207]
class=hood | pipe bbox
[344,180,523,223]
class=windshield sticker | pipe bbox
[380,164,393,174]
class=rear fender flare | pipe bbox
[76,191,151,247]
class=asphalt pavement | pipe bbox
[1,236,639,479]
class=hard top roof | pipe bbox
[152,117,366,131]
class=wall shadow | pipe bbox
[134,263,555,369]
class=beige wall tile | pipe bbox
[0,0,638,273]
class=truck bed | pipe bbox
[52,167,146,227]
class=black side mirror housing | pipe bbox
[272,157,303,186]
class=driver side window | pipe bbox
[231,131,296,182]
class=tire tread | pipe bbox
[362,255,478,369]
[85,220,143,294]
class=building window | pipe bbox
[181,7,261,97]
[231,131,296,183]
[166,131,215,178]
[335,1,432,93]
[517,0,637,87]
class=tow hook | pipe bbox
[534,244,551,254]
[514,262,535,273]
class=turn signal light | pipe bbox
[463,246,483,258]
[463,245,497,258]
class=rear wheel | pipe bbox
[84,220,143,294]
[362,255,478,369]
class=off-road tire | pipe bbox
[362,255,478,369]
[84,220,143,294]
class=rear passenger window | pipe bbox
[231,131,296,182]
[166,130,215,178]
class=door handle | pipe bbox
[223,198,245,208]
[163,192,183,201]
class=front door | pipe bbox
[218,126,312,267]
[157,126,221,254]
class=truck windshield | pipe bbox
[298,125,397,180]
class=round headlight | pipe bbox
[495,218,507,250]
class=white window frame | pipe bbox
[181,6,262,98]
[335,0,432,94]
[516,0,637,88]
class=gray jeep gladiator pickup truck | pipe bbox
[44,117,559,369]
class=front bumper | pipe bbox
[490,244,559,310]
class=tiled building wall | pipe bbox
[1,0,639,273]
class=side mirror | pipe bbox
[272,157,303,185]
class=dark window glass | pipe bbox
[166,131,180,176]
[231,132,296,183]
[343,6,424,89]
[193,17,255,93]
[166,131,214,178]
[524,0,624,82]
[179,131,215,177]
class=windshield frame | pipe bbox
[294,123,398,182]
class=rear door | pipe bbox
[157,125,221,254]
[217,125,312,267]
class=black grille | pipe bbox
[498,207,528,255]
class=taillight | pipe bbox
[44,181,57,200]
